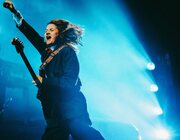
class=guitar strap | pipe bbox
[39,45,66,70]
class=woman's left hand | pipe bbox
[32,75,43,88]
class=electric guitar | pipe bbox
[11,38,42,88]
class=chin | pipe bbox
[46,42,55,47]
[46,41,52,45]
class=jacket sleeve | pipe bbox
[17,19,46,54]
[42,47,80,89]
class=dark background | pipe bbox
[122,0,180,86]
[122,0,180,137]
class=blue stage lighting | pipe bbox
[153,106,163,116]
[147,62,155,70]
[150,84,159,92]
[154,127,171,140]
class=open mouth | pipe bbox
[46,36,51,40]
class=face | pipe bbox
[45,24,59,46]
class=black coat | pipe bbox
[17,20,91,123]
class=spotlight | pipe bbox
[150,84,158,92]
[153,107,163,116]
[147,62,155,70]
[154,127,171,140]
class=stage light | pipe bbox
[154,127,171,140]
[147,62,155,70]
[153,106,163,116]
[150,84,158,92]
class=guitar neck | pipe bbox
[11,37,41,88]
[20,52,37,80]
[19,51,41,88]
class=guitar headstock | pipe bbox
[11,37,24,53]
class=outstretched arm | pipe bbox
[4,1,46,54]
[17,20,46,54]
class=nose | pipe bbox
[46,32,50,36]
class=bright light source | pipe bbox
[147,62,155,70]
[154,127,171,140]
[153,107,163,115]
[150,84,158,92]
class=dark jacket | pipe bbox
[17,20,90,123]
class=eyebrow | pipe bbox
[45,28,55,32]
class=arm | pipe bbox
[17,19,46,54]
[4,1,45,54]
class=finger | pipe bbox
[32,80,37,86]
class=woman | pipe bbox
[4,1,104,140]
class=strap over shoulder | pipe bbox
[39,45,66,70]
